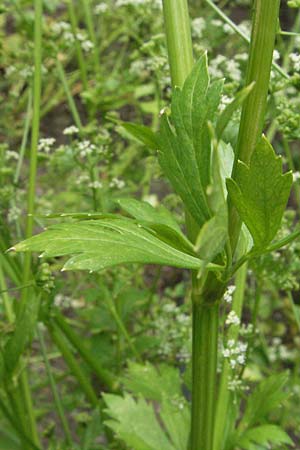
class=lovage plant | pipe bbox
[6,0,299,449]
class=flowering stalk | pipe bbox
[213,263,248,450]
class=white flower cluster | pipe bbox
[239,323,254,336]
[109,177,125,189]
[268,337,296,363]
[192,17,206,39]
[225,310,240,326]
[289,52,300,72]
[38,137,56,153]
[116,0,161,8]
[153,300,192,363]
[8,206,21,223]
[54,294,84,309]
[222,339,248,369]
[76,174,90,185]
[63,125,79,136]
[228,375,249,392]
[89,180,103,189]
[293,171,300,183]
[223,285,236,304]
[5,150,19,161]
[94,2,109,14]
[210,55,242,82]
[78,140,96,158]
[219,95,232,113]
[51,21,94,52]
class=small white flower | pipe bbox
[273,49,280,61]
[290,52,300,71]
[52,21,71,35]
[81,40,94,52]
[5,150,19,161]
[230,359,237,368]
[63,31,75,44]
[225,311,240,326]
[95,2,108,13]
[293,171,300,182]
[227,339,235,348]
[143,194,158,207]
[5,65,17,77]
[222,349,231,358]
[63,125,79,136]
[89,180,103,189]
[76,32,86,41]
[237,354,246,365]
[109,177,125,189]
[38,137,56,153]
[223,285,236,303]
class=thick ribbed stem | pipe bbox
[192,297,219,450]
[229,0,281,254]
[162,3,219,449]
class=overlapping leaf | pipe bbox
[12,218,203,272]
[157,53,223,227]
[226,136,292,249]
[117,198,195,255]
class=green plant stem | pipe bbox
[67,0,88,91]
[107,297,142,362]
[228,0,281,254]
[14,91,32,185]
[81,0,100,73]
[191,297,219,450]
[56,58,83,132]
[162,2,220,449]
[0,393,40,450]
[162,0,194,88]
[213,262,248,450]
[0,265,15,323]
[48,323,99,407]
[38,327,73,446]
[17,1,43,445]
[53,311,119,392]
[205,0,288,80]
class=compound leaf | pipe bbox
[122,361,182,402]
[237,425,294,449]
[12,218,203,272]
[103,393,175,450]
[226,136,292,249]
[240,372,290,429]
[158,53,223,227]
[117,198,195,255]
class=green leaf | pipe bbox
[119,122,159,150]
[209,140,234,211]
[216,82,255,140]
[237,425,294,449]
[4,291,41,375]
[157,53,223,227]
[108,115,159,150]
[226,136,292,249]
[195,204,228,262]
[117,198,195,255]
[160,395,190,450]
[239,372,290,429]
[122,362,182,402]
[103,393,176,450]
[12,218,204,272]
